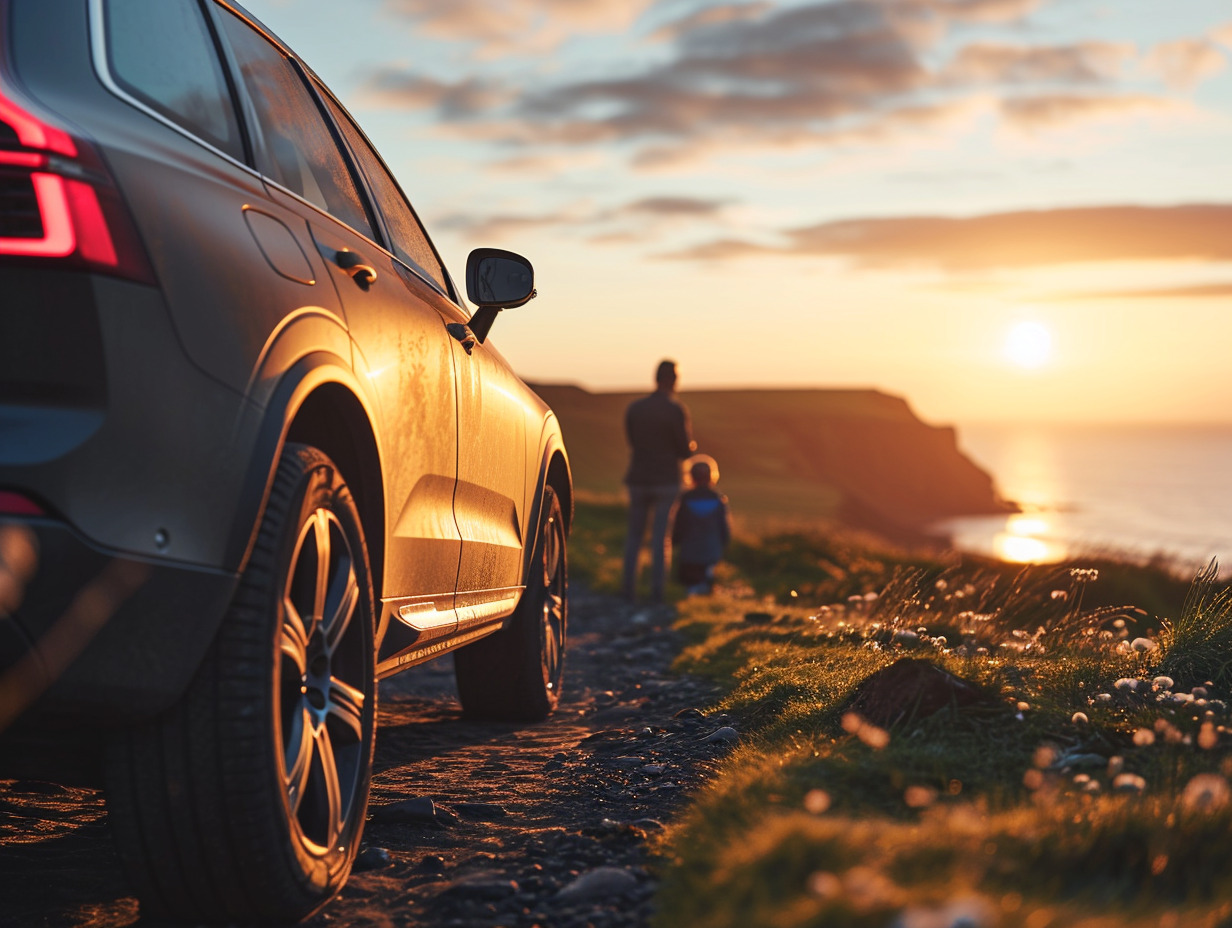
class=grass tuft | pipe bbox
[1158,559,1232,690]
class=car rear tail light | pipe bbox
[0,491,45,517]
[0,87,152,283]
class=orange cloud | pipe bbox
[664,203,1232,270]
[380,0,654,53]
[1146,38,1227,91]
[999,93,1180,130]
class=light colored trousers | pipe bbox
[622,483,679,602]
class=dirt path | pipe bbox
[1,588,728,927]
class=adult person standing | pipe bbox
[622,359,696,603]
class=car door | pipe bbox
[318,92,528,625]
[210,5,461,638]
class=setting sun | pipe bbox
[1004,321,1053,370]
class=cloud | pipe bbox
[379,0,653,53]
[362,0,1209,177]
[621,196,729,216]
[1058,281,1232,300]
[361,69,512,118]
[432,195,731,241]
[497,0,1178,161]
[999,93,1182,130]
[662,203,1232,270]
[1146,38,1227,91]
[945,41,1134,85]
[433,209,578,241]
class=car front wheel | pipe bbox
[107,444,376,924]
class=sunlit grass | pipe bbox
[625,519,1232,928]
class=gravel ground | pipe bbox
[0,587,730,927]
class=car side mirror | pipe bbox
[465,248,536,343]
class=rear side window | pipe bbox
[320,93,448,292]
[104,0,244,162]
[214,9,374,240]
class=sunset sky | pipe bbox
[243,0,1232,426]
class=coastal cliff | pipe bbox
[530,384,1014,541]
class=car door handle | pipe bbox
[446,323,477,355]
[334,250,377,290]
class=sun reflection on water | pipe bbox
[992,513,1066,564]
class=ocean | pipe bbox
[936,423,1232,574]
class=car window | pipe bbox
[214,8,374,240]
[319,92,449,293]
[104,0,245,162]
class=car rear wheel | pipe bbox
[454,484,567,721]
[106,444,376,924]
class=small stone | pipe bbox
[353,846,392,872]
[637,727,657,739]
[454,802,509,821]
[892,629,920,648]
[641,764,665,776]
[418,855,447,873]
[554,867,639,903]
[613,756,646,769]
[439,875,519,900]
[705,726,739,744]
[370,797,456,827]
[1130,637,1158,653]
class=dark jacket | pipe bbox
[672,487,730,566]
[624,390,694,486]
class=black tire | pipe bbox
[454,484,567,721]
[106,444,376,924]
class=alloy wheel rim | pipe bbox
[276,508,367,856]
[540,506,566,692]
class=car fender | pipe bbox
[226,349,384,574]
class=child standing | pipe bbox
[672,455,731,596]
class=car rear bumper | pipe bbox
[0,514,237,730]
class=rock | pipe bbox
[705,726,739,744]
[842,658,990,729]
[454,801,509,821]
[891,629,920,648]
[418,855,446,873]
[673,707,707,720]
[554,866,639,903]
[641,764,665,776]
[353,846,392,872]
[439,875,519,901]
[369,796,456,827]
[613,756,647,769]
[1050,751,1105,770]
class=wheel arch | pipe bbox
[522,416,572,588]
[284,384,386,602]
[227,355,386,600]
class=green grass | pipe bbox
[566,502,1232,928]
